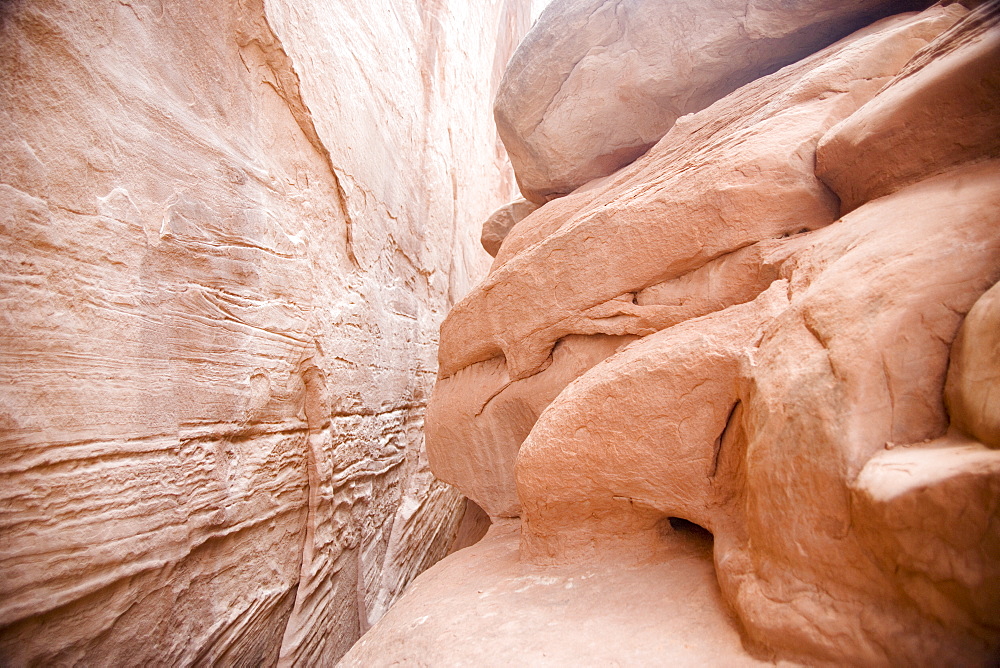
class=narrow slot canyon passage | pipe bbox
[2,0,1000,665]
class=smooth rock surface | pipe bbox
[446,7,962,383]
[496,0,934,202]
[517,283,791,561]
[428,333,635,517]
[340,521,773,667]
[0,0,530,664]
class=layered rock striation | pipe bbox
[349,1,1000,665]
[0,0,530,664]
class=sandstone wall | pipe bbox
[348,2,1000,665]
[0,0,529,664]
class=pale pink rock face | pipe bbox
[0,0,530,664]
[495,0,934,203]
[405,2,1000,665]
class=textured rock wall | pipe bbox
[347,1,1000,666]
[0,0,529,664]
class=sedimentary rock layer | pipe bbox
[0,0,529,663]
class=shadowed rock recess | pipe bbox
[344,0,1000,666]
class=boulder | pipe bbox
[427,334,635,517]
[817,0,1000,211]
[496,0,934,203]
[480,198,539,257]
[946,280,1000,448]
[444,8,960,382]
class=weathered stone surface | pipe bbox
[443,7,961,385]
[817,0,1000,211]
[480,198,539,257]
[495,0,934,203]
[517,283,791,561]
[947,280,1000,448]
[341,520,767,667]
[851,432,1000,653]
[718,160,1000,664]
[427,333,635,517]
[0,0,529,664]
[401,3,1000,665]
[425,9,963,524]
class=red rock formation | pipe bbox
[348,2,1000,665]
[431,5,965,515]
[947,281,1000,448]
